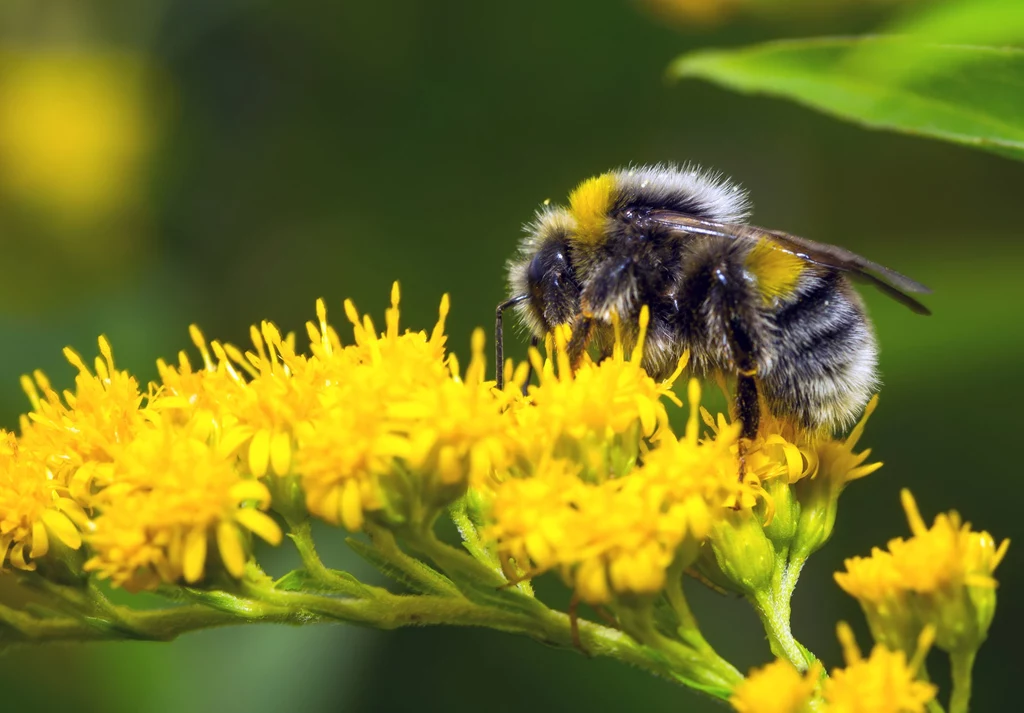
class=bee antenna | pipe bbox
[495,295,529,390]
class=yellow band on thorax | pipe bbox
[568,172,615,244]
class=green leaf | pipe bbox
[670,37,1024,162]
[888,0,1024,46]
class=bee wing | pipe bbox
[647,210,932,315]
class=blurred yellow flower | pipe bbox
[730,658,818,713]
[0,49,153,221]
[823,623,936,713]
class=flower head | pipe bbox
[83,420,281,592]
[823,623,936,713]
[730,659,819,713]
[489,376,743,604]
[835,489,1008,655]
[0,431,87,572]
[19,336,149,504]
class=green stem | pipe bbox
[749,588,813,671]
[664,560,715,654]
[616,604,743,697]
[405,526,509,590]
[0,599,302,644]
[917,666,947,713]
[779,554,806,603]
[286,518,383,597]
[4,573,738,702]
[949,649,976,713]
[243,581,738,698]
[363,523,461,597]
[448,500,533,597]
[747,550,817,671]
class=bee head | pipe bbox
[507,206,582,336]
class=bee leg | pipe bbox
[566,316,596,371]
[495,295,529,390]
[520,335,540,396]
[735,372,760,485]
[736,372,760,441]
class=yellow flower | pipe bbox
[293,377,404,531]
[294,285,509,530]
[823,623,936,713]
[19,336,149,503]
[776,396,882,560]
[488,380,742,604]
[835,489,1008,655]
[488,458,689,603]
[0,48,152,221]
[83,420,281,592]
[0,431,87,572]
[511,307,685,481]
[730,659,819,713]
[396,329,511,492]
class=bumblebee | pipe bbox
[496,164,930,438]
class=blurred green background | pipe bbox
[1,0,1020,711]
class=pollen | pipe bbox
[568,172,616,244]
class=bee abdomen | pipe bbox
[761,272,878,433]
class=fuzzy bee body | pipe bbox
[501,164,930,437]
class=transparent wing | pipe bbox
[646,210,932,315]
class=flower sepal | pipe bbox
[704,508,776,597]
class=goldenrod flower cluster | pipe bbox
[0,285,1006,713]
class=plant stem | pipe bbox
[363,523,461,597]
[0,599,302,644]
[287,518,383,597]
[616,604,743,697]
[748,550,817,671]
[245,581,738,697]
[749,588,812,671]
[949,649,977,713]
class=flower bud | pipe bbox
[704,509,777,596]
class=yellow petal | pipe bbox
[248,430,271,477]
[230,480,271,507]
[217,522,246,578]
[341,480,364,531]
[219,425,254,460]
[55,497,91,530]
[235,508,283,546]
[10,542,35,571]
[183,527,208,583]
[42,509,82,549]
[30,520,49,558]
[270,431,292,476]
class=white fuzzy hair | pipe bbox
[611,163,751,223]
